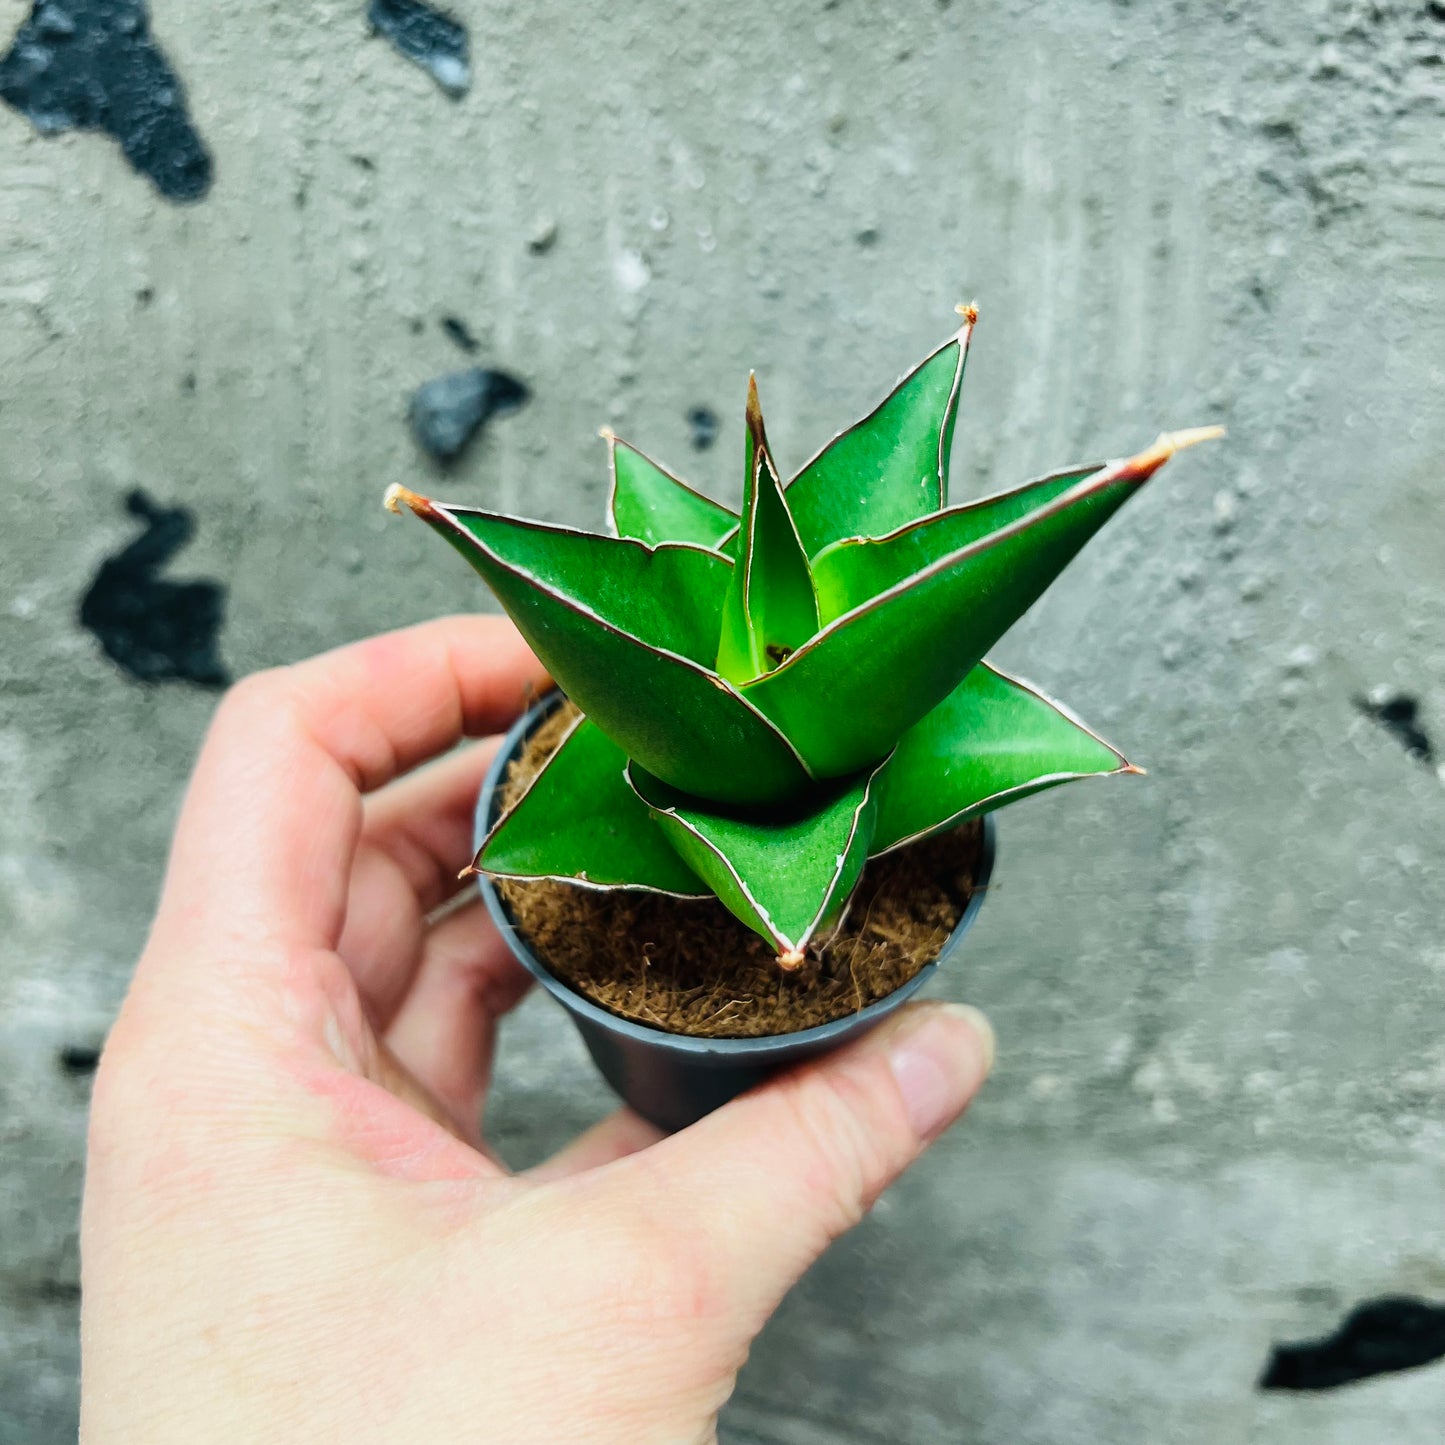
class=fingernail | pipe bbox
[887,1004,995,1140]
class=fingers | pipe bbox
[334,843,429,1027]
[336,743,499,1022]
[153,617,546,956]
[528,1109,664,1182]
[614,1002,994,1326]
[360,742,500,914]
[383,899,532,1141]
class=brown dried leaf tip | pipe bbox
[383,483,438,520]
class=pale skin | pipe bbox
[80,616,994,1444]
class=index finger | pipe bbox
[154,615,547,953]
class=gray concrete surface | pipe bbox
[3,0,1443,1439]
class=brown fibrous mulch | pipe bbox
[493,703,985,1039]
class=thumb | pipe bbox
[633,1000,994,1325]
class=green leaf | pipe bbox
[871,663,1134,853]
[811,460,1104,624]
[716,377,821,684]
[478,714,708,894]
[388,489,815,805]
[783,314,976,556]
[627,761,882,960]
[606,431,738,551]
[441,508,730,662]
[743,432,1202,780]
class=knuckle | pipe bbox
[775,1065,897,1234]
[564,1183,725,1330]
[619,1210,713,1320]
[638,1216,726,1326]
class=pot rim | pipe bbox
[474,691,997,1062]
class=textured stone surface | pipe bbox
[1,0,1442,1439]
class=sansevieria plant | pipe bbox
[386,307,1220,968]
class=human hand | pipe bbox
[80,616,994,1444]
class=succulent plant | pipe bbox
[386,308,1220,967]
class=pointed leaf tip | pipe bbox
[606,433,738,550]
[384,483,434,517]
[785,328,971,552]
[629,760,881,955]
[744,373,767,464]
[717,374,820,683]
[1166,424,1227,450]
[1124,425,1227,480]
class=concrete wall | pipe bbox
[2,0,1442,1439]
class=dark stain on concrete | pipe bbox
[1354,691,1434,765]
[441,315,480,353]
[1260,1296,1445,1390]
[79,489,229,687]
[25,1278,82,1305]
[0,0,213,202]
[687,405,719,451]
[57,1044,101,1076]
[408,367,529,464]
[368,0,469,97]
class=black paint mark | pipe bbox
[27,1278,82,1305]
[79,489,229,687]
[0,0,213,203]
[1260,1296,1445,1391]
[1355,691,1434,765]
[368,0,469,97]
[527,218,558,254]
[687,405,718,451]
[57,1043,101,1076]
[441,314,479,353]
[408,368,528,464]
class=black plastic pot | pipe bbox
[475,693,997,1134]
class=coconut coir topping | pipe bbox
[494,703,985,1039]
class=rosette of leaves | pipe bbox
[386,309,1220,967]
